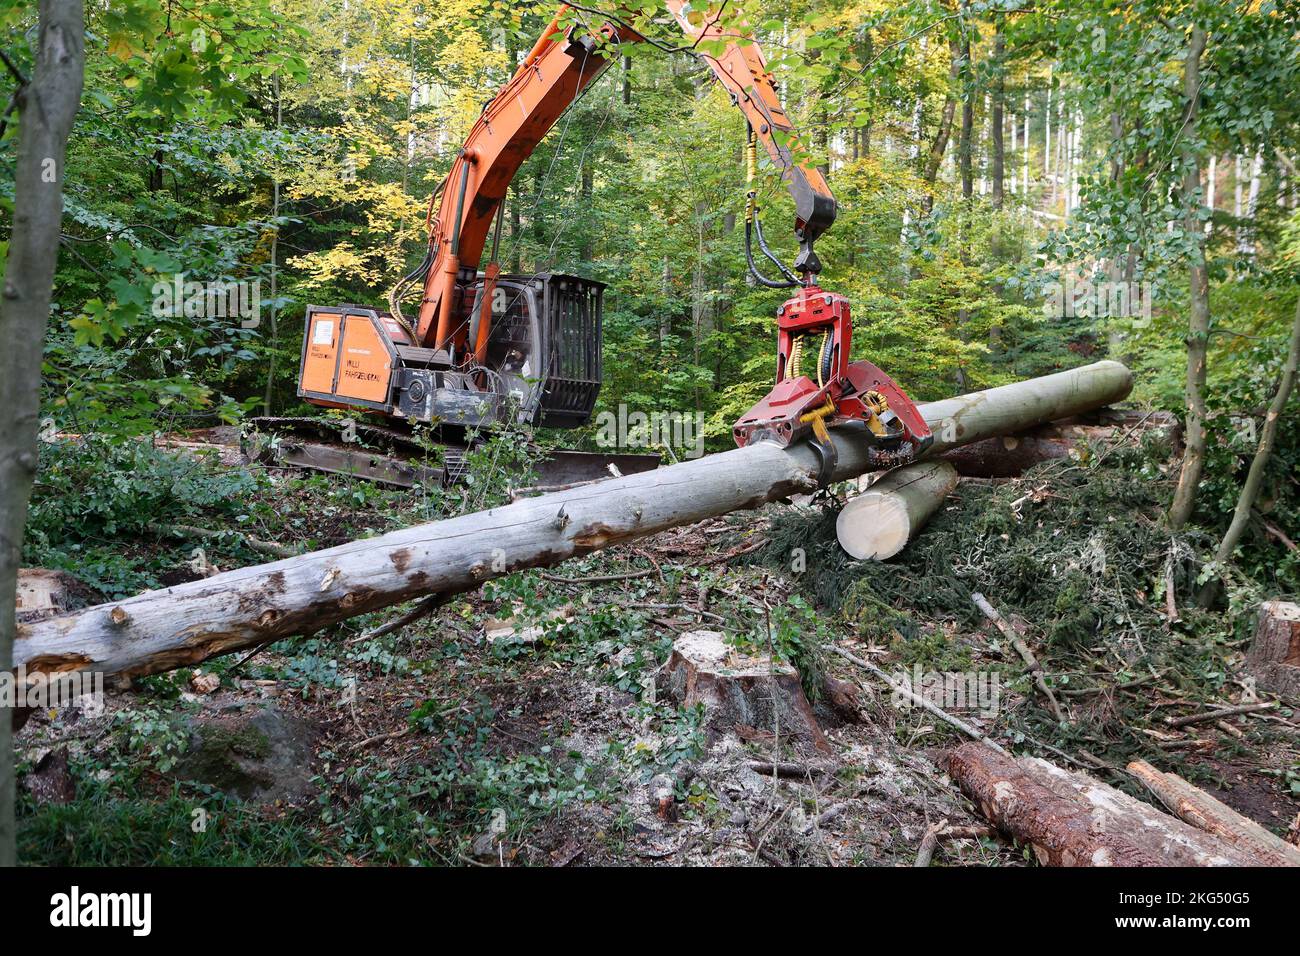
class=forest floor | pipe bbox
[13,423,1300,866]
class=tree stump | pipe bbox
[15,568,101,624]
[658,631,828,753]
[1246,601,1300,701]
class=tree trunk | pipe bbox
[262,73,282,417]
[959,27,973,200]
[1127,759,1300,865]
[1209,297,1300,573]
[580,163,594,261]
[1168,27,1209,530]
[1236,149,1264,257]
[990,22,1004,209]
[13,363,1133,686]
[0,0,85,869]
[836,460,957,560]
[1022,96,1030,195]
[945,744,1265,866]
[921,36,962,214]
[1245,601,1300,701]
[955,21,973,386]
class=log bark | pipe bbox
[1127,759,1300,866]
[836,460,957,560]
[1245,600,1300,701]
[940,435,1072,478]
[1168,27,1210,530]
[13,361,1133,686]
[945,743,1264,866]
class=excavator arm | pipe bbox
[411,2,836,354]
[325,2,930,484]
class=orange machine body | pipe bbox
[299,307,406,413]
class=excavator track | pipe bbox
[242,417,660,490]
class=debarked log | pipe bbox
[13,361,1133,685]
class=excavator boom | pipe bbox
[414,3,837,353]
[296,2,930,483]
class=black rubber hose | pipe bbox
[753,214,801,285]
[745,220,798,289]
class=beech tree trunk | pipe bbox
[990,21,1005,209]
[13,362,1133,688]
[921,35,962,214]
[946,743,1264,866]
[959,22,973,200]
[0,0,84,869]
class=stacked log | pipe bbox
[946,743,1298,866]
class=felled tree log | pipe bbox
[1245,600,1300,701]
[14,361,1132,685]
[1127,759,1300,866]
[945,743,1263,866]
[836,460,957,559]
[15,568,102,625]
[658,630,828,753]
[939,435,1073,478]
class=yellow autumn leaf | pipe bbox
[107,33,136,61]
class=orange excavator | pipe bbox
[295,3,931,485]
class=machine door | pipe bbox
[469,280,544,423]
[537,275,604,428]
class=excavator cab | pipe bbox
[465,273,604,429]
[296,272,604,432]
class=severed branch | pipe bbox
[149,522,300,559]
[833,646,1007,754]
[1165,701,1276,728]
[971,592,1067,723]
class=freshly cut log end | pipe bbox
[945,743,1264,866]
[836,460,958,560]
[1127,759,1300,866]
[1246,600,1300,702]
[658,630,828,753]
[15,568,102,624]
